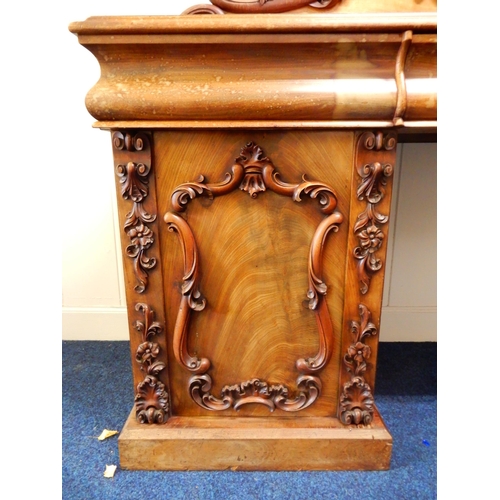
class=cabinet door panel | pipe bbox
[155,130,353,417]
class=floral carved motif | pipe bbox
[354,131,396,294]
[340,304,378,425]
[133,303,169,424]
[113,131,156,293]
[209,0,339,14]
[166,142,343,412]
[190,375,321,412]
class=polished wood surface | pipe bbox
[119,408,392,470]
[69,13,437,34]
[70,6,436,470]
[155,130,351,417]
[69,13,436,128]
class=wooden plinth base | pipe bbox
[118,408,392,471]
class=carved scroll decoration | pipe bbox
[340,304,377,425]
[190,375,321,412]
[165,142,343,412]
[133,303,169,423]
[354,131,396,295]
[182,5,225,14]
[113,131,156,293]
[209,0,339,14]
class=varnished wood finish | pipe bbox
[69,13,437,35]
[111,131,172,424]
[156,130,351,418]
[133,303,169,424]
[96,120,436,130]
[338,130,397,409]
[119,408,392,471]
[70,6,437,470]
[163,141,343,413]
[68,14,436,128]
[393,30,412,126]
[340,303,378,425]
[112,132,156,294]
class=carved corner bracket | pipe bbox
[133,303,169,424]
[112,131,157,294]
[165,142,343,412]
[340,304,378,425]
[353,131,396,295]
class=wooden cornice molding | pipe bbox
[69,12,436,127]
[69,13,436,35]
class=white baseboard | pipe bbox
[379,306,437,342]
[62,307,129,340]
[62,306,437,342]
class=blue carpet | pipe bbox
[62,341,436,499]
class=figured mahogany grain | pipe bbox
[154,130,353,417]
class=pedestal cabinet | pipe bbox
[69,4,436,471]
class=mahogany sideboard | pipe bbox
[69,2,437,471]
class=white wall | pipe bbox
[59,2,437,341]
[381,143,437,341]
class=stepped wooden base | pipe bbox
[118,408,392,471]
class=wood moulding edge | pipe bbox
[118,407,392,470]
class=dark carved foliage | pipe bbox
[340,304,378,426]
[340,377,374,425]
[135,376,169,424]
[354,132,395,294]
[133,303,169,424]
[189,374,321,412]
[236,142,270,198]
[113,131,157,293]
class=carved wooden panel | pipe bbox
[111,131,172,424]
[165,141,343,412]
[353,131,396,295]
[338,130,397,410]
[340,303,377,425]
[71,7,436,469]
[133,303,169,423]
[113,132,156,294]
[155,130,353,417]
